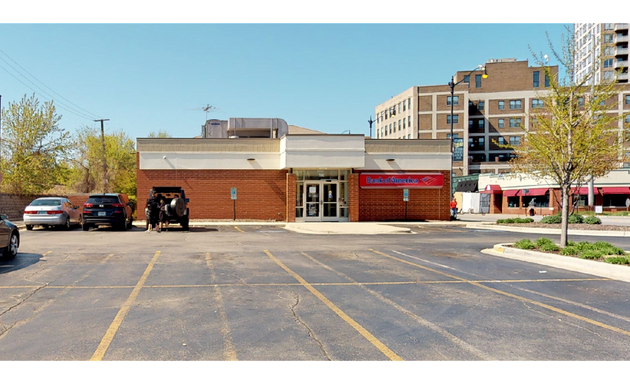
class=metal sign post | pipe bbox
[231,188,237,220]
[403,188,409,220]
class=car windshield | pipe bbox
[31,199,62,206]
[88,196,120,204]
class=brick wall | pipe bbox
[137,169,288,221]
[0,193,54,220]
[349,173,359,222]
[357,170,451,221]
[286,173,296,222]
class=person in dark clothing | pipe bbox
[157,198,166,233]
[146,191,160,232]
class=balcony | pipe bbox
[614,60,629,69]
[615,47,629,56]
[614,34,629,44]
[615,23,629,31]
[618,72,629,81]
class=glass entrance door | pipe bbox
[305,182,321,221]
[322,182,338,221]
[301,180,342,222]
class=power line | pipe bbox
[0,55,100,121]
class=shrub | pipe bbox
[568,214,584,224]
[535,237,555,247]
[514,239,535,250]
[516,218,534,223]
[583,216,601,225]
[496,219,505,224]
[504,218,516,224]
[576,241,596,251]
[567,241,577,246]
[540,243,559,252]
[541,215,562,224]
[604,257,630,265]
[579,250,605,260]
[561,246,579,256]
[591,241,626,256]
[593,241,612,248]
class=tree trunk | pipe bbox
[560,185,570,246]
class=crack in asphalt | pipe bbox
[289,292,331,361]
[0,283,49,339]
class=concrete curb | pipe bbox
[284,223,413,235]
[483,243,630,283]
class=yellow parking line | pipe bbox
[206,253,238,361]
[265,250,403,361]
[370,249,630,339]
[90,251,161,361]
[234,226,245,233]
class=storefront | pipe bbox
[136,135,452,222]
[478,170,630,215]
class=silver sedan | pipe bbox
[23,197,82,230]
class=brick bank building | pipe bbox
[136,118,452,222]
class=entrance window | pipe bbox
[292,169,350,221]
[603,194,627,207]
[522,194,549,207]
[507,196,520,207]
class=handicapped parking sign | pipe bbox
[231,187,237,200]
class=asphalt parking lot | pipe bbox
[1,224,630,361]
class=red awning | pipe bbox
[504,190,519,197]
[481,184,502,194]
[520,188,549,196]
[571,187,599,196]
[601,187,630,194]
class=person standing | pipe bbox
[450,198,458,220]
[158,198,166,233]
[146,191,159,232]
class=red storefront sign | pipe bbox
[359,173,444,189]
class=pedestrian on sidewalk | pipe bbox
[450,198,458,220]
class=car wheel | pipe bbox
[82,223,90,231]
[3,231,18,259]
[26,225,33,231]
[63,216,71,230]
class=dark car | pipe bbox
[0,214,20,259]
[82,193,133,231]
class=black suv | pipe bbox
[82,193,133,231]
[145,187,189,230]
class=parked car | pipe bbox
[82,193,134,231]
[0,214,20,259]
[23,197,82,230]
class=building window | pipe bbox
[399,120,402,131]
[408,98,411,109]
[510,118,522,128]
[578,97,584,107]
[625,95,630,105]
[389,124,392,134]
[498,101,505,110]
[509,100,522,109]
[478,101,485,110]
[532,99,544,108]
[475,74,482,88]
[447,115,459,124]
[545,74,550,87]
[408,134,411,139]
[447,96,459,106]
[498,119,504,128]
[604,59,613,68]
[498,137,505,145]
[510,136,521,146]
[625,115,630,124]
[408,116,411,128]
[604,34,613,43]
[469,119,473,129]
[402,119,406,129]
[464,75,470,83]
[533,71,540,88]
[403,100,406,111]
[394,122,397,131]
[479,119,485,129]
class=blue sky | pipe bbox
[0,18,575,141]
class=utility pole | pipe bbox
[94,119,109,192]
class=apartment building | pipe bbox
[375,59,558,176]
[574,23,629,85]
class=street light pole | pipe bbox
[447,65,487,196]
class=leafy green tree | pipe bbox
[510,28,630,246]
[0,93,71,195]
[148,130,172,138]
[66,126,136,197]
